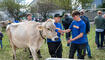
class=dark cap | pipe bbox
[54,14,62,17]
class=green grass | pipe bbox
[0,25,105,60]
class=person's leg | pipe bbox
[56,42,62,58]
[77,44,86,59]
[0,40,2,49]
[86,43,92,58]
[95,31,100,48]
[47,42,57,58]
[69,43,77,59]
[101,32,104,48]
[66,32,71,46]
[85,35,92,58]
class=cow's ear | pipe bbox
[47,19,55,22]
[38,25,43,30]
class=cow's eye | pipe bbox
[47,28,51,31]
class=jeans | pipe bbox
[95,31,104,48]
[0,40,2,48]
[85,43,91,56]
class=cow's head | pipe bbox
[38,19,58,41]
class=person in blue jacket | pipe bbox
[78,10,92,58]
[13,19,20,23]
[47,14,64,58]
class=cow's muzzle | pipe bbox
[54,37,59,41]
[52,36,59,41]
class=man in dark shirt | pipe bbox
[62,14,73,46]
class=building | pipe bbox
[92,0,104,8]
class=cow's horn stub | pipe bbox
[38,25,43,30]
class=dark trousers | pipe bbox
[66,32,71,40]
[95,31,104,48]
[66,32,71,46]
[69,43,86,59]
[47,42,62,58]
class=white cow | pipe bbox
[6,20,58,60]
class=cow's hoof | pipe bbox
[29,55,32,58]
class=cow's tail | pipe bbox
[6,25,12,41]
[6,25,14,47]
[6,25,17,60]
[6,25,10,31]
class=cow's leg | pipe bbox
[12,45,16,60]
[29,47,38,60]
[28,48,32,58]
[37,50,42,58]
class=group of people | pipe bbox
[46,10,105,59]
[0,10,105,59]
[46,10,92,59]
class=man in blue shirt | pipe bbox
[13,19,20,23]
[64,10,87,59]
[47,14,64,58]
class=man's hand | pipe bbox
[61,32,64,36]
[67,39,73,43]
[58,30,64,33]
[63,29,71,33]
[87,32,90,34]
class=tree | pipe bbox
[38,0,72,12]
[0,0,25,20]
[48,0,72,12]
[98,3,105,8]
[72,0,93,9]
[79,0,93,9]
[30,1,58,21]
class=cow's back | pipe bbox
[7,21,40,48]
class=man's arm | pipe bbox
[63,29,71,33]
[68,33,83,43]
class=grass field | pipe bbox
[0,24,105,60]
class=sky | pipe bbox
[25,0,33,4]
[21,0,33,5]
